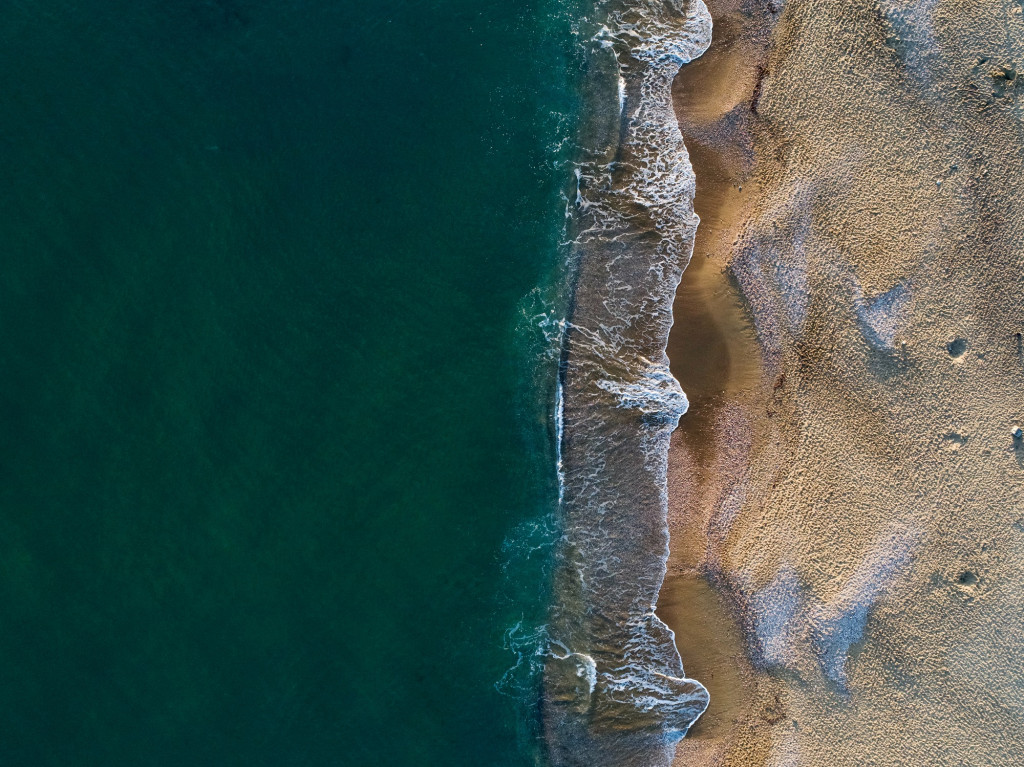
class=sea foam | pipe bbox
[541,1,712,765]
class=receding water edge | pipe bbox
[501,2,715,765]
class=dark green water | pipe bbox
[0,1,578,764]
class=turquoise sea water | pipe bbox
[0,1,580,764]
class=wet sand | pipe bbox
[658,1,773,760]
[661,0,1024,764]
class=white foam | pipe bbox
[596,359,689,418]
[543,2,713,762]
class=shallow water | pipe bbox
[541,2,712,765]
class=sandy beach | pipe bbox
[660,0,1024,764]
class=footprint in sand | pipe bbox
[946,337,968,360]
[941,432,967,452]
[953,569,983,601]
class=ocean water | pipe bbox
[0,0,714,763]
[0,1,580,765]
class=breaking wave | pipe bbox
[500,2,711,764]
[541,1,712,765]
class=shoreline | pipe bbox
[541,3,715,764]
[657,1,776,761]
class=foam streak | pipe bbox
[542,2,712,765]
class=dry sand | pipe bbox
[659,0,1024,764]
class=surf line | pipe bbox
[542,2,714,765]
